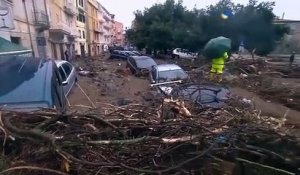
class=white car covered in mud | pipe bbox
[172,48,197,59]
[149,64,189,95]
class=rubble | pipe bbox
[0,97,299,175]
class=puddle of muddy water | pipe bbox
[230,87,300,125]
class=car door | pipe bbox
[61,62,76,96]
[150,67,157,83]
[127,57,135,72]
[53,66,66,112]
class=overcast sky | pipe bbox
[100,0,300,28]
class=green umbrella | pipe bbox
[203,36,231,59]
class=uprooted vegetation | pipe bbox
[0,97,299,175]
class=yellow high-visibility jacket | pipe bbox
[212,52,229,69]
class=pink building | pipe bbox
[113,21,124,46]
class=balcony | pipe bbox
[33,11,50,30]
[77,5,85,12]
[103,23,110,29]
[64,1,77,16]
[103,13,111,21]
[94,26,104,33]
[50,22,71,34]
[70,29,79,37]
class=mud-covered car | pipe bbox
[171,84,230,108]
[149,64,189,95]
[0,56,67,112]
[127,56,157,76]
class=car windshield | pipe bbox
[136,58,156,68]
[158,69,188,83]
[0,55,46,105]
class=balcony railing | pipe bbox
[70,29,79,37]
[94,26,104,33]
[103,23,110,29]
[33,11,50,30]
[64,1,77,16]
[50,22,71,34]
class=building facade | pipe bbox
[99,4,114,50]
[0,0,49,57]
[113,21,124,46]
[75,0,87,57]
[87,0,100,56]
[0,0,117,59]
[47,0,78,60]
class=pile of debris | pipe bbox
[0,97,299,175]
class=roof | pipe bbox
[131,56,153,60]
[55,60,69,67]
[0,56,54,107]
[0,37,32,55]
[156,64,183,72]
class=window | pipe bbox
[58,67,67,81]
[62,63,72,77]
[53,67,64,109]
[151,68,157,82]
[10,37,21,45]
[77,13,85,23]
[78,30,81,38]
[78,0,83,7]
[82,31,85,39]
[158,69,188,83]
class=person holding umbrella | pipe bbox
[203,36,231,82]
[210,52,229,82]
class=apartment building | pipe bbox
[0,0,49,57]
[75,0,87,57]
[99,4,114,49]
[87,0,100,56]
[0,0,118,58]
[113,21,124,46]
[47,0,78,60]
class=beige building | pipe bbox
[0,0,49,57]
[0,0,117,58]
[87,0,100,56]
[75,0,87,57]
[47,0,78,60]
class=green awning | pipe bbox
[0,37,32,56]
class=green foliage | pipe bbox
[126,0,289,55]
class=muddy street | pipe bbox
[67,56,160,109]
[67,55,300,125]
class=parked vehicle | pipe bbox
[127,56,157,76]
[55,60,77,96]
[149,64,189,95]
[171,84,230,108]
[123,51,139,56]
[131,51,143,56]
[110,50,132,60]
[0,56,66,112]
[172,48,197,59]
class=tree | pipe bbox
[126,0,289,55]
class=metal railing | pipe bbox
[33,11,50,29]
[64,1,77,16]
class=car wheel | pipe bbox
[129,67,136,74]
